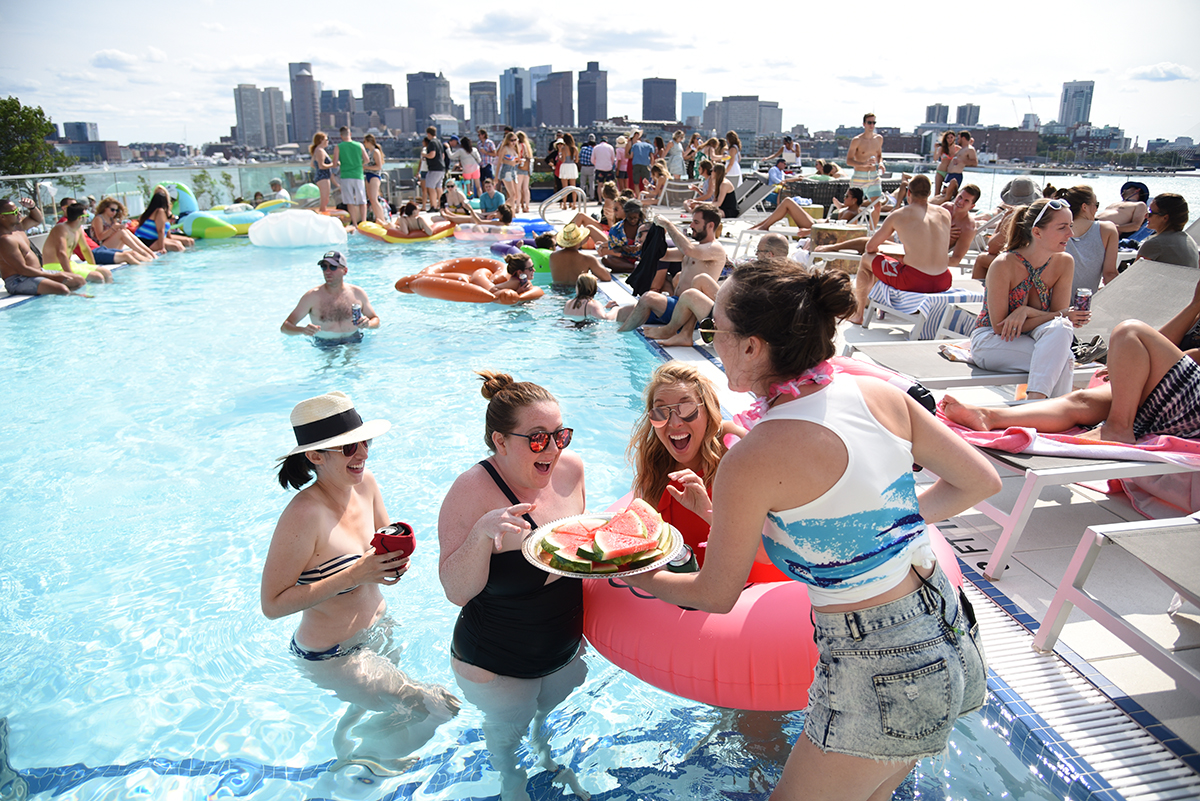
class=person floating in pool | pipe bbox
[263,391,460,776]
[281,250,379,343]
[438,371,591,801]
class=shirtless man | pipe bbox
[643,232,791,346]
[845,113,885,201]
[617,204,727,332]
[944,131,978,194]
[850,175,952,324]
[43,203,112,284]
[549,223,612,287]
[0,197,85,296]
[281,251,380,342]
[945,184,980,268]
[1097,182,1150,235]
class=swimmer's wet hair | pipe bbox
[477,371,557,452]
[277,453,317,490]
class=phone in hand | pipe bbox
[371,522,416,558]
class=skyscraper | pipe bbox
[288,63,319,147]
[234,84,266,148]
[955,104,980,126]
[926,103,948,124]
[642,78,676,121]
[681,92,706,126]
[537,71,573,127]
[62,121,99,142]
[407,72,452,126]
[529,65,551,122]
[578,62,607,125]
[1059,80,1094,128]
[470,82,499,129]
[499,67,532,128]
[758,101,782,135]
[262,87,287,149]
[361,83,394,115]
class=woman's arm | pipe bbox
[1099,221,1120,286]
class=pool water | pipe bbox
[1,236,1059,800]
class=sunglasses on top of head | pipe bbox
[648,401,700,427]
[319,439,371,457]
[507,428,573,453]
[1032,198,1070,228]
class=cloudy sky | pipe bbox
[3,0,1197,148]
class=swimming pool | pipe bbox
[0,236,1063,800]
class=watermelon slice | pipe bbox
[553,520,596,538]
[548,548,593,573]
[541,529,594,554]
[592,511,655,561]
[622,548,666,570]
[625,498,663,541]
[589,561,620,573]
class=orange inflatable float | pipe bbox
[395,258,545,304]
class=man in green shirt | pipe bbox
[331,126,367,224]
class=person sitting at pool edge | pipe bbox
[281,250,380,341]
[478,179,507,221]
[850,174,953,325]
[0,196,86,296]
[549,222,611,287]
[43,203,113,284]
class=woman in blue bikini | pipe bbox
[263,391,459,773]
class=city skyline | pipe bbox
[2,0,1197,149]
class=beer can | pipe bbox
[665,544,699,573]
[351,303,363,324]
[1073,288,1092,312]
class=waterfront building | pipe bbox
[681,92,706,128]
[469,82,499,129]
[407,72,453,127]
[63,121,99,142]
[537,72,574,127]
[1022,113,1040,131]
[262,87,287,149]
[956,104,980,126]
[643,78,677,122]
[1059,80,1094,128]
[234,85,266,149]
[578,62,607,126]
[499,67,532,128]
[361,84,394,116]
[288,63,319,148]
[926,104,949,124]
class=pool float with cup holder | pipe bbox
[248,209,347,247]
[395,257,544,304]
[582,473,964,711]
[358,220,455,244]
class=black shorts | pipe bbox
[595,170,615,185]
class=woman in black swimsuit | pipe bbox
[262,391,458,773]
[438,371,591,801]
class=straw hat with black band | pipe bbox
[280,391,391,459]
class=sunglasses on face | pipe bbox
[0,208,18,216]
[508,428,573,453]
[1032,198,1069,229]
[648,401,701,427]
[320,439,371,457]
[697,316,732,345]
[319,263,341,271]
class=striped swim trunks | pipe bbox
[1133,356,1200,440]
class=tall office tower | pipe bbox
[720,95,759,135]
[233,84,265,148]
[337,90,355,114]
[361,83,394,115]
[407,72,453,126]
[642,78,677,121]
[528,64,551,122]
[577,62,607,125]
[499,67,532,128]
[62,121,99,141]
[262,87,287,149]
[320,89,337,114]
[1059,80,1094,127]
[956,103,980,126]
[926,103,948,124]
[470,81,499,128]
[536,71,573,127]
[757,101,782,135]
[289,63,319,146]
[681,92,706,126]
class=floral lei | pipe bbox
[732,360,835,430]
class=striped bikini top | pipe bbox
[296,553,362,595]
[978,252,1051,330]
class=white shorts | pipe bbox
[341,179,366,205]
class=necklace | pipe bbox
[732,360,834,430]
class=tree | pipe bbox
[0,96,75,177]
[192,170,216,207]
[220,171,237,204]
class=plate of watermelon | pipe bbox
[523,498,684,578]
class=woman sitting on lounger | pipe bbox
[1059,185,1119,296]
[945,279,1200,443]
[969,198,1083,400]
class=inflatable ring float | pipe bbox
[395,257,544,304]
[453,223,528,242]
[358,220,454,244]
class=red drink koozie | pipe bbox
[372,522,416,557]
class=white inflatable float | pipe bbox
[249,210,347,248]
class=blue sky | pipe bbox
[2,0,1197,148]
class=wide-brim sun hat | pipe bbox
[1000,177,1040,206]
[557,223,587,248]
[280,391,391,459]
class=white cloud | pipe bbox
[201,21,225,31]
[91,50,138,70]
[1130,62,1198,82]
[146,47,167,63]
[325,21,359,36]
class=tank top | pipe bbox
[450,460,583,678]
[337,141,365,180]
[977,252,1051,330]
[719,185,738,219]
[1066,221,1105,296]
[758,376,930,605]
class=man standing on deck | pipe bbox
[591,137,616,200]
[850,175,952,324]
[0,197,84,296]
[476,128,497,185]
[578,134,597,201]
[281,250,380,342]
[846,113,885,201]
[330,127,367,225]
[944,131,978,193]
[419,127,446,213]
[628,130,654,193]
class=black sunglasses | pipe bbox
[507,428,573,453]
[320,439,371,457]
[697,316,732,345]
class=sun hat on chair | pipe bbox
[281,391,391,458]
[556,223,588,249]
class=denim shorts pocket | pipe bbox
[874,658,952,740]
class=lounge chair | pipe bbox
[737,179,783,216]
[1032,516,1200,697]
[861,279,985,341]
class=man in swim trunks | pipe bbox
[617,204,727,332]
[944,131,977,193]
[42,203,112,284]
[476,128,496,184]
[0,197,85,296]
[1097,181,1150,235]
[331,127,367,225]
[549,223,612,287]
[850,175,952,324]
[281,250,380,342]
[845,113,885,200]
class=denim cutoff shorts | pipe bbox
[805,565,987,762]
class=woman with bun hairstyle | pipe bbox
[437,372,590,801]
[625,258,999,801]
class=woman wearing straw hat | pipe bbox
[263,391,459,772]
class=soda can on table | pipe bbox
[1073,288,1092,312]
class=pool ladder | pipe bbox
[538,187,589,222]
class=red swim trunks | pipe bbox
[871,254,951,293]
